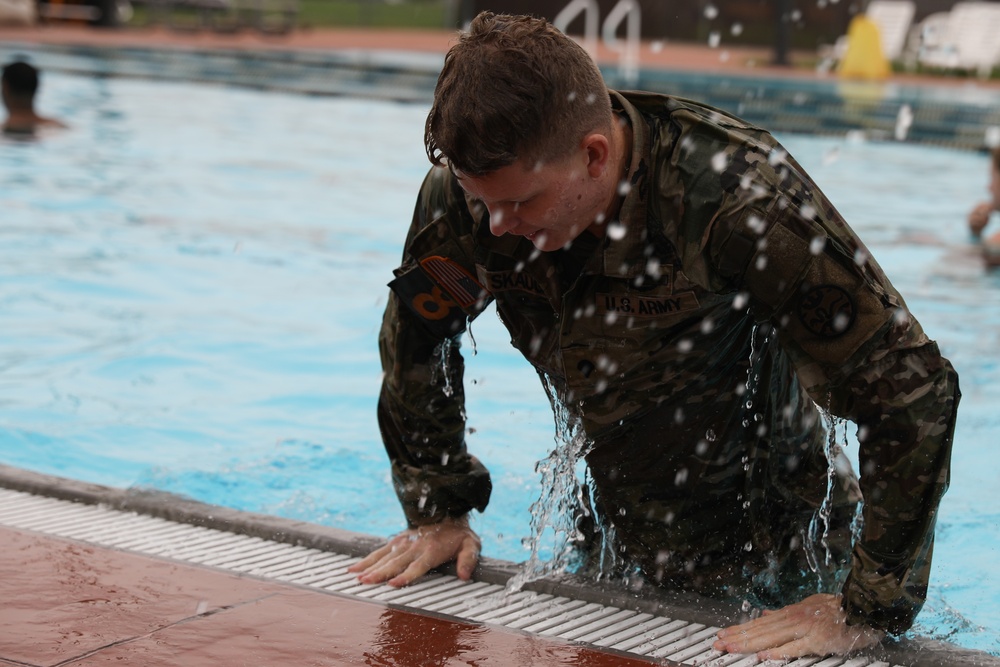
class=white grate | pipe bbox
[0,488,905,667]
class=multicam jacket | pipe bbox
[377,90,960,634]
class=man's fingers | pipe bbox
[455,538,480,579]
[757,636,814,661]
[355,542,420,583]
[347,542,396,572]
[388,557,435,587]
[715,612,806,654]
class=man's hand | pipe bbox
[346,516,481,587]
[969,202,995,238]
[713,593,884,660]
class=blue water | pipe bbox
[1,71,998,655]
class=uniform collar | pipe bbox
[589,90,653,280]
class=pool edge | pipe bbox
[0,463,997,667]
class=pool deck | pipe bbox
[4,21,1000,90]
[2,525,659,666]
[3,20,1000,667]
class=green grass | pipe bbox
[123,0,451,31]
[295,0,448,30]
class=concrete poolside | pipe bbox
[2,526,655,666]
[3,20,1000,667]
[4,465,1000,667]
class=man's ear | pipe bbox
[581,132,612,178]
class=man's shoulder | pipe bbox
[615,89,764,134]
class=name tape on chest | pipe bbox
[483,270,547,296]
[596,291,701,317]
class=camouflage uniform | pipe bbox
[377,90,960,634]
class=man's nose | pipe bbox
[488,207,516,236]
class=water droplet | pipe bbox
[810,235,826,255]
[711,150,729,173]
[895,103,913,141]
[674,468,689,485]
[801,203,816,220]
[854,248,869,266]
[677,338,693,353]
[704,4,718,19]
[607,221,627,240]
[618,179,632,196]
[730,22,743,36]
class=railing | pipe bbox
[553,0,600,59]
[554,0,642,85]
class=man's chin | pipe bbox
[527,232,554,251]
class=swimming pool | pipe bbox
[1,69,998,655]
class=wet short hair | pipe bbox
[2,60,39,98]
[425,12,613,177]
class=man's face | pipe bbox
[457,149,611,252]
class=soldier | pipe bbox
[348,12,960,660]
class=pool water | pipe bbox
[1,72,998,655]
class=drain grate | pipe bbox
[0,487,910,667]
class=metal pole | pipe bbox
[774,0,790,66]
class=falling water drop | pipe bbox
[607,222,628,241]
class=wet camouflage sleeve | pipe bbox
[377,167,493,528]
[654,97,959,633]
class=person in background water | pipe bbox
[968,146,1000,268]
[349,12,960,660]
[2,59,67,135]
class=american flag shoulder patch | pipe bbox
[419,256,487,307]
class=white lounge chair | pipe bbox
[865,0,916,61]
[917,2,1000,77]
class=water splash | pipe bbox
[431,338,457,398]
[803,405,864,591]
[505,374,595,594]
